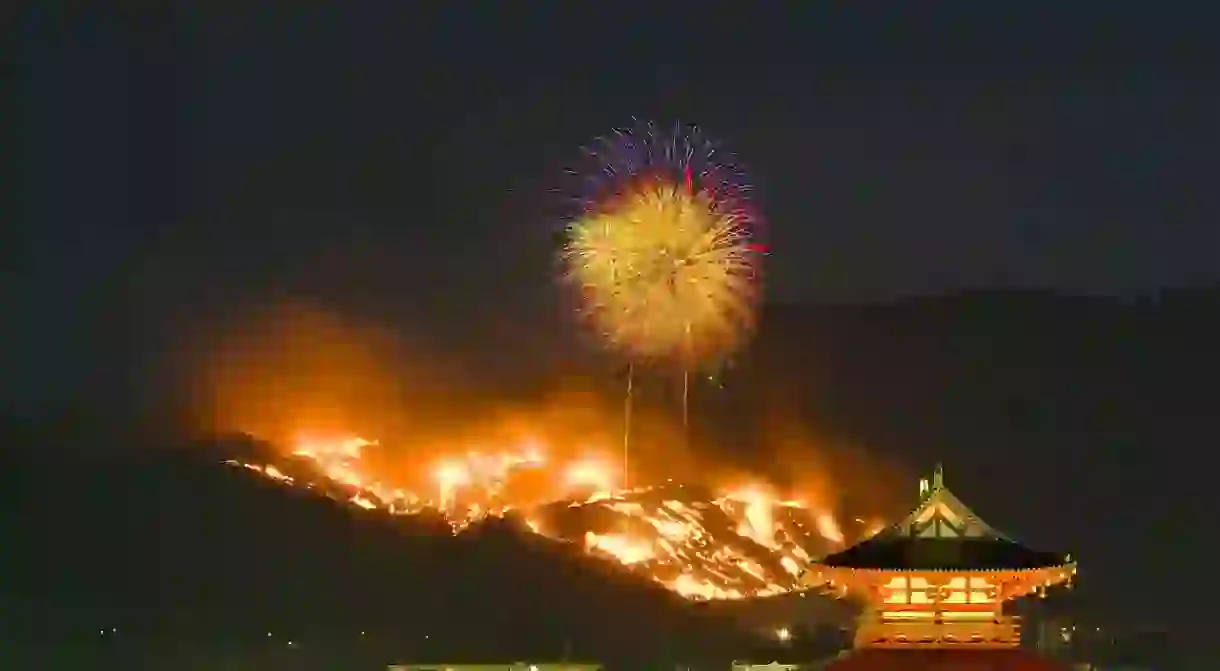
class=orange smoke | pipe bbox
[758,403,912,528]
[187,299,906,546]
[187,300,467,443]
[183,300,695,490]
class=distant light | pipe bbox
[266,632,273,637]
[776,627,792,642]
[287,640,294,647]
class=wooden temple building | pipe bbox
[803,466,1077,670]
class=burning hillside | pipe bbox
[226,436,867,601]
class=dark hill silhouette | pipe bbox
[2,439,798,669]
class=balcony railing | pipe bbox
[854,614,1022,649]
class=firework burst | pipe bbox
[563,122,764,371]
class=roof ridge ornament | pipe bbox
[918,463,945,501]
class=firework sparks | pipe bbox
[563,122,763,370]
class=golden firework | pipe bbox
[564,182,759,370]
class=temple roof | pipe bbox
[817,536,1067,571]
[816,466,1071,571]
[823,648,1070,670]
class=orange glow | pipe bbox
[226,432,867,601]
[815,512,845,544]
[584,532,654,564]
[191,302,907,601]
[564,458,617,492]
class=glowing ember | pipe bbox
[225,435,853,601]
[564,458,617,492]
[585,532,654,564]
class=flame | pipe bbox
[585,532,654,564]
[564,458,617,492]
[725,485,780,548]
[816,512,845,544]
[226,434,859,601]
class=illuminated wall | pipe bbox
[387,665,602,671]
[879,575,996,608]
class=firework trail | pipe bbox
[561,122,765,481]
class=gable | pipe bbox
[893,490,1003,540]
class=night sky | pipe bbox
[10,5,1220,402]
[6,5,1220,663]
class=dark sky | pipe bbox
[9,4,1220,400]
[9,8,1220,654]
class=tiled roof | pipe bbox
[816,466,1070,571]
[818,536,1068,571]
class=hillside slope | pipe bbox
[1,442,791,669]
